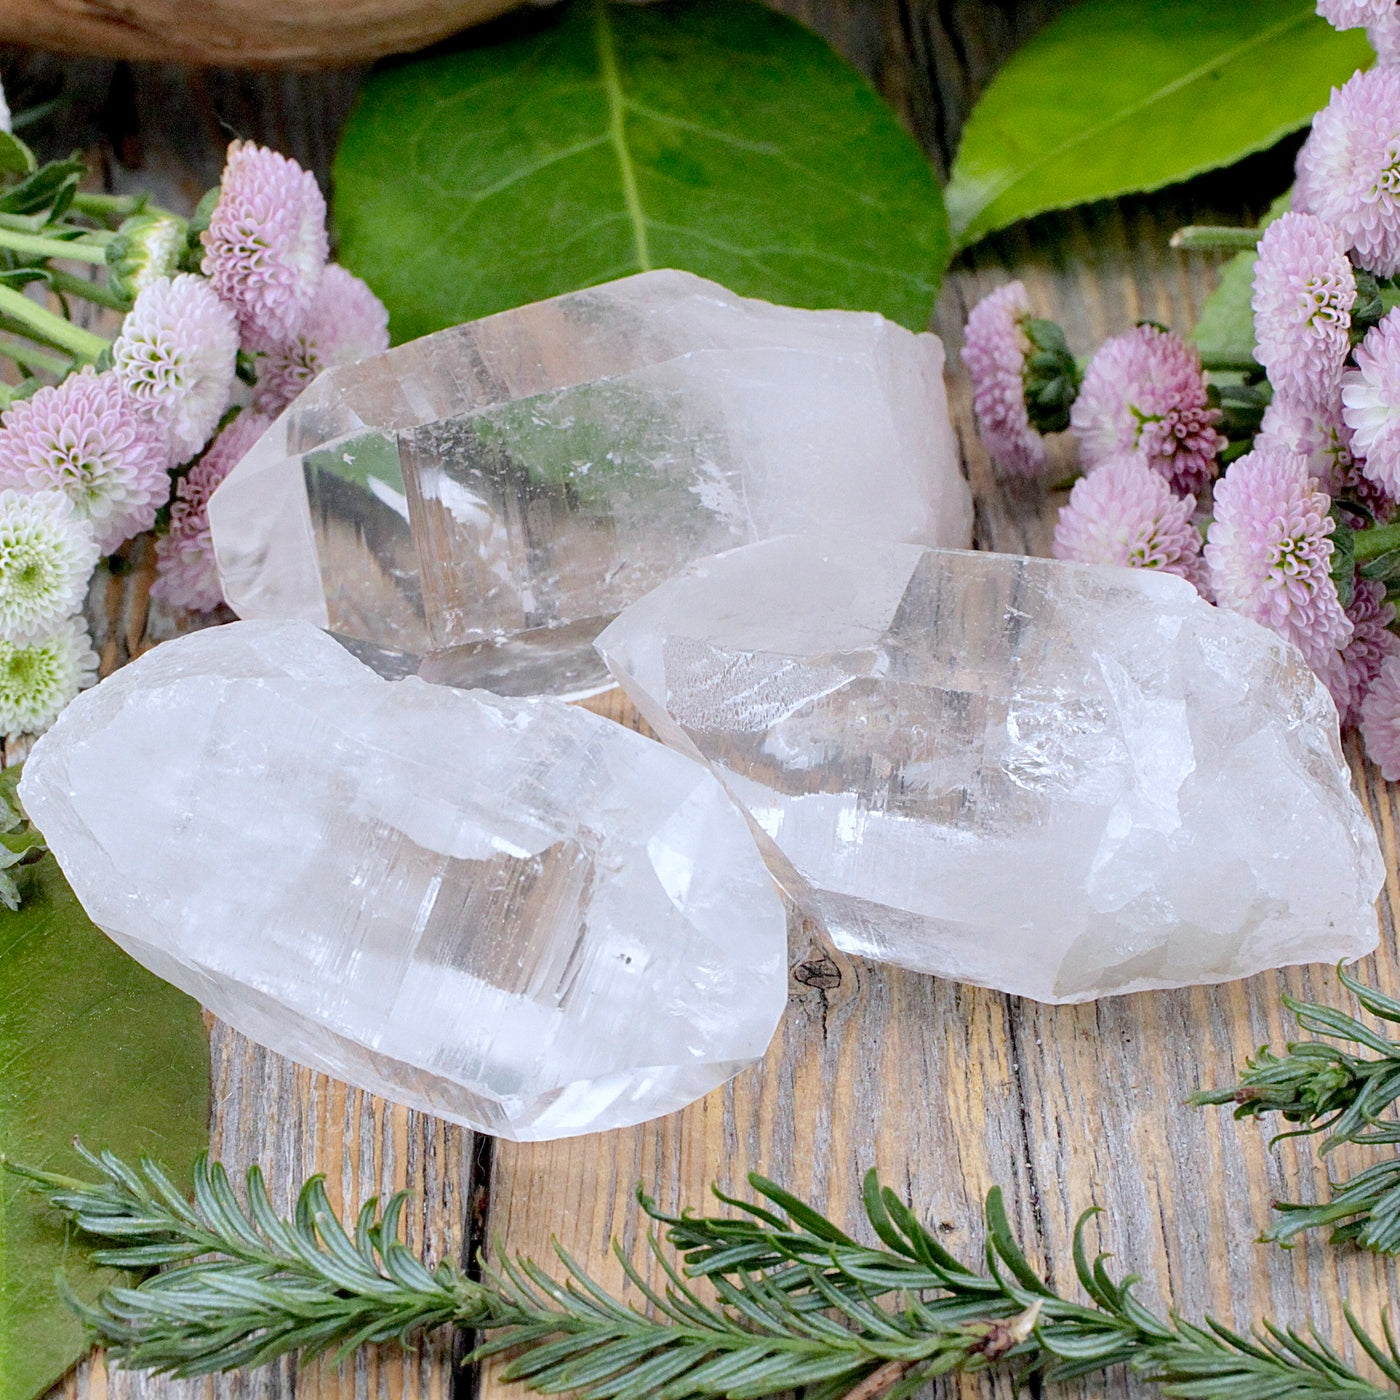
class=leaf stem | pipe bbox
[842,1358,918,1399]
[0,285,107,362]
[47,266,128,312]
[1199,351,1261,373]
[1171,225,1260,251]
[0,228,109,265]
[0,337,74,377]
[70,191,164,220]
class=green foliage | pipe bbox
[946,0,1367,249]
[332,0,948,343]
[1194,967,1400,1254]
[18,1148,1400,1397]
[1189,192,1291,369]
[13,1146,483,1375]
[0,769,210,1400]
[1021,318,1081,436]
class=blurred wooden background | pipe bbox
[14,4,1396,1400]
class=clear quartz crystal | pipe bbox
[596,537,1384,1003]
[208,270,971,697]
[19,620,788,1140]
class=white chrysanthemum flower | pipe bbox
[0,81,11,137]
[113,274,240,465]
[0,616,98,737]
[0,490,99,640]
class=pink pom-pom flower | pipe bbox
[254,264,390,415]
[1260,394,1394,517]
[1371,10,1400,64]
[1315,578,1400,725]
[1205,442,1353,675]
[113,273,240,466]
[1317,0,1396,29]
[1070,324,1224,497]
[0,369,170,553]
[1295,67,1400,277]
[1252,212,1356,408]
[1343,307,1400,497]
[1052,452,1205,588]
[960,280,1046,478]
[201,141,328,351]
[1361,653,1400,777]
[153,411,271,613]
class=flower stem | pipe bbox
[1170,225,1260,251]
[1355,522,1400,563]
[0,337,73,377]
[70,191,159,220]
[1199,351,1262,374]
[0,228,109,265]
[0,285,107,362]
[47,267,128,312]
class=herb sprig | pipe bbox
[1193,967,1400,1252]
[12,1145,1400,1399]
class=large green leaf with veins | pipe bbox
[333,0,948,340]
[0,766,209,1400]
[946,0,1370,249]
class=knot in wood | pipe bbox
[791,954,842,989]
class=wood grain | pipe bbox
[18,10,1400,1400]
[0,0,522,69]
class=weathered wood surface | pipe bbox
[0,0,520,69]
[14,6,1398,1400]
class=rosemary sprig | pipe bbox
[1193,967,1400,1253]
[11,1146,1400,1398]
[5,1146,491,1373]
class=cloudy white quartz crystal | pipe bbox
[208,270,971,696]
[595,537,1384,1003]
[19,620,789,1139]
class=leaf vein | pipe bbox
[594,0,651,271]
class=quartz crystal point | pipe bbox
[18,620,788,1139]
[208,270,970,698]
[595,538,1384,1003]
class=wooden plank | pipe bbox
[474,211,1400,1400]
[15,9,1398,1400]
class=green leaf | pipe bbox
[0,766,209,1400]
[0,134,35,179]
[333,0,948,341]
[946,0,1371,249]
[1189,192,1290,368]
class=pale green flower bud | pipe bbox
[106,212,189,304]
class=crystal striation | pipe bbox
[596,537,1383,1003]
[19,620,788,1139]
[208,270,971,697]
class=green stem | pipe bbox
[0,337,73,377]
[0,285,107,362]
[1170,225,1260,252]
[47,267,128,312]
[70,191,161,221]
[1357,522,1400,563]
[0,228,108,265]
[0,212,49,234]
[1199,351,1262,374]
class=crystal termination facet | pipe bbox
[209,270,972,696]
